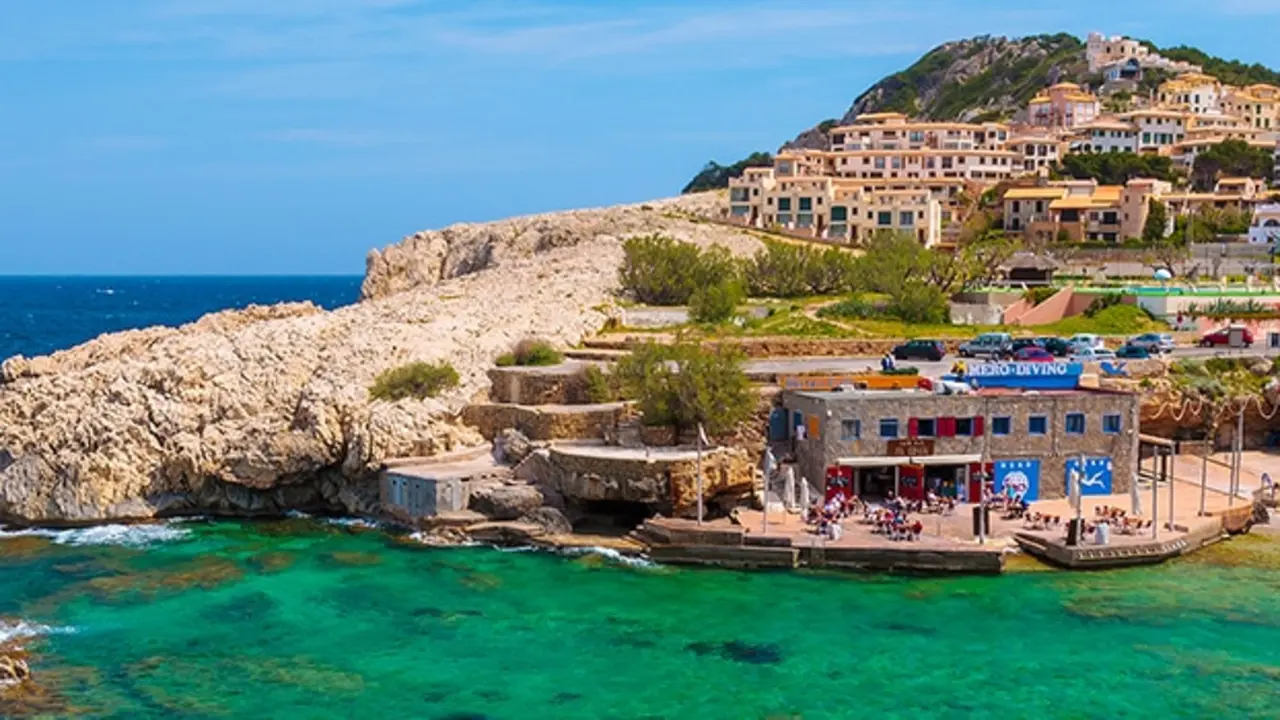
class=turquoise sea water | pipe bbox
[3,520,1280,720]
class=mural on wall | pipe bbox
[994,459,1040,502]
[1064,456,1114,495]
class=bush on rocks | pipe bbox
[495,338,563,367]
[369,361,460,401]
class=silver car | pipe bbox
[1127,332,1175,354]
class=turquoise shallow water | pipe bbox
[2,519,1280,720]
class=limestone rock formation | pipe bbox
[469,483,544,521]
[0,193,757,525]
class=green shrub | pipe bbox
[581,365,621,403]
[496,338,563,367]
[882,367,920,376]
[817,296,884,320]
[688,279,744,324]
[1084,293,1124,318]
[612,342,753,438]
[743,241,859,298]
[1023,287,1058,306]
[618,235,742,306]
[886,283,950,325]
[369,361,460,401]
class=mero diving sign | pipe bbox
[960,362,1083,390]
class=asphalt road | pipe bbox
[744,346,1279,379]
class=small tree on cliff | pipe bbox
[613,341,753,442]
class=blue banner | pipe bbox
[1064,457,1113,496]
[961,362,1083,390]
[994,459,1040,502]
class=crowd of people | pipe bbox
[1090,505,1153,536]
[804,492,953,542]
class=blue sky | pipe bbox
[3,0,1280,275]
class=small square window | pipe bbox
[992,417,1011,436]
[1103,414,1122,434]
[956,417,974,436]
[1028,416,1048,435]
[841,420,861,441]
[1065,413,1086,435]
[917,418,936,438]
[880,418,899,439]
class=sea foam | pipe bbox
[0,521,191,548]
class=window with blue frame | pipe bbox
[1103,414,1122,434]
[1028,415,1048,435]
[879,418,899,439]
[992,416,1011,436]
[1065,413,1086,435]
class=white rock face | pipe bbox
[0,192,759,524]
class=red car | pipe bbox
[1199,327,1254,348]
[1014,347,1055,362]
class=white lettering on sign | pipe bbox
[967,362,1082,378]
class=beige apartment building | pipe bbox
[1007,134,1069,173]
[728,113,1030,246]
[1157,73,1225,115]
[1027,83,1100,128]
[1001,178,1173,243]
[1121,109,1190,152]
[1222,84,1280,130]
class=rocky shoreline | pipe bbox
[0,192,760,527]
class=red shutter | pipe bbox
[939,417,957,437]
[907,417,919,438]
[974,416,985,436]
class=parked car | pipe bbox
[1115,344,1151,359]
[1128,332,1175,354]
[1037,336,1074,357]
[1010,338,1043,353]
[1071,347,1118,362]
[958,332,1013,359]
[1069,333,1105,352]
[1200,326,1254,348]
[1014,346,1055,362]
[892,338,946,362]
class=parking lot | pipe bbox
[746,346,1279,379]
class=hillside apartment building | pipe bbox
[728,113,1028,246]
[1001,176,1265,243]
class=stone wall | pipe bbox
[487,364,591,405]
[460,402,627,442]
[537,445,756,516]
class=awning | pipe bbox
[836,457,907,468]
[836,454,982,468]
[911,454,982,465]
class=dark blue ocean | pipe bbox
[0,276,362,361]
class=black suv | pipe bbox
[892,339,946,362]
[1036,336,1074,357]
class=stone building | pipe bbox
[781,371,1139,504]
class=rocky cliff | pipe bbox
[0,192,756,525]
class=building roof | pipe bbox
[1004,187,1069,200]
[1050,197,1111,210]
[1123,109,1188,119]
[999,252,1061,271]
[1078,119,1137,131]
